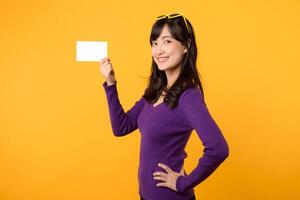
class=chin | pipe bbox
[156,62,169,70]
[157,65,169,71]
[158,64,177,72]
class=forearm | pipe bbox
[102,81,145,137]
[176,138,229,192]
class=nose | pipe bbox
[155,44,165,56]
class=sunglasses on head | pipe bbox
[156,13,190,34]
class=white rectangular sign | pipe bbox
[76,41,107,62]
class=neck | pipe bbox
[164,64,181,89]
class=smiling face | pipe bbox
[151,24,188,72]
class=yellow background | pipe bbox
[1,0,299,199]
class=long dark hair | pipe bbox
[142,13,205,109]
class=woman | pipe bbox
[100,13,229,200]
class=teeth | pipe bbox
[158,57,168,62]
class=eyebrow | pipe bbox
[161,35,172,39]
[152,35,173,42]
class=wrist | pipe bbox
[176,175,187,193]
[106,79,116,86]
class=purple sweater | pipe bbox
[102,81,229,200]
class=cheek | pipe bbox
[172,51,183,60]
[169,44,182,55]
[151,49,154,56]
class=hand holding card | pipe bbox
[76,40,115,84]
[100,57,116,85]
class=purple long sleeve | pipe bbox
[175,88,229,193]
[102,81,229,200]
[103,81,145,136]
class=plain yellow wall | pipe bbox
[1,0,299,199]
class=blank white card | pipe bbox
[76,41,107,62]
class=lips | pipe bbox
[157,57,169,63]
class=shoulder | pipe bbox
[177,87,207,127]
[179,86,205,103]
[139,96,147,104]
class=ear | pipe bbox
[183,39,191,54]
[184,47,187,54]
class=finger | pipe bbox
[156,182,168,188]
[101,57,109,61]
[100,57,108,63]
[100,57,110,64]
[158,163,172,173]
[153,176,166,181]
[153,172,167,177]
[103,61,112,68]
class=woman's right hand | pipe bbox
[100,57,116,85]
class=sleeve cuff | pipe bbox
[176,175,188,193]
[102,81,117,89]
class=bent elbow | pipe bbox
[222,146,229,160]
[214,141,229,162]
[220,143,230,161]
[112,127,126,137]
[110,120,136,137]
[112,130,127,137]
[113,132,123,137]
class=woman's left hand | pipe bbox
[153,163,185,192]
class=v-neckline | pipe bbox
[151,91,167,108]
[152,101,164,108]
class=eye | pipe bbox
[164,40,171,44]
[151,41,157,46]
